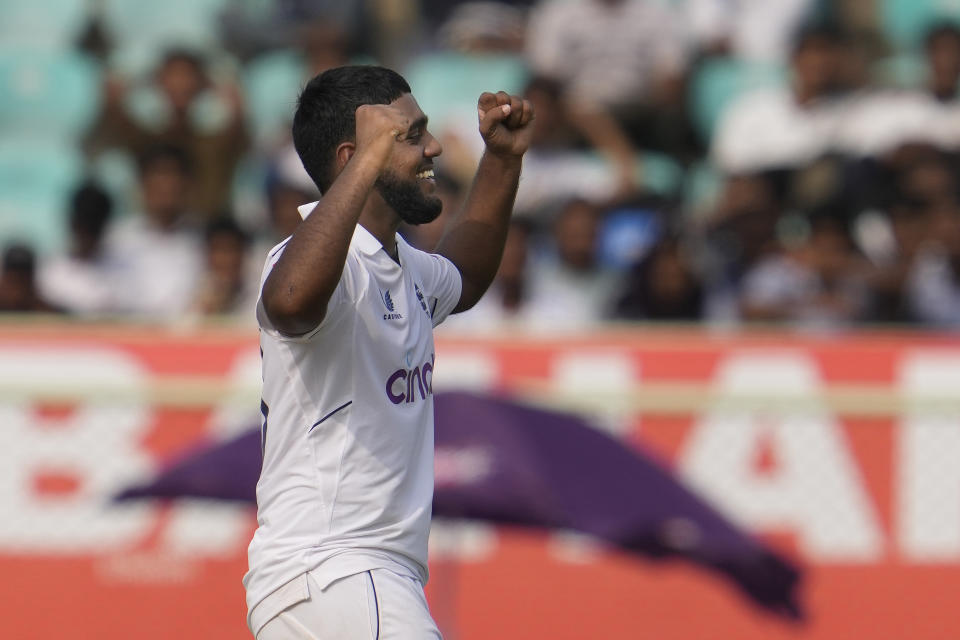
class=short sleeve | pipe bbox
[404,247,463,328]
[255,238,360,341]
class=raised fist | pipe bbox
[354,103,410,166]
[477,91,535,158]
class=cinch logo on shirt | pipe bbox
[385,353,434,404]
[380,288,403,321]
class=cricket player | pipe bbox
[244,65,533,639]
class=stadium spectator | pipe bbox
[264,143,322,241]
[439,219,534,330]
[524,199,620,329]
[191,217,257,318]
[712,23,853,174]
[83,48,249,220]
[526,0,696,157]
[613,236,705,320]
[105,145,204,320]
[837,23,960,159]
[38,182,121,316]
[0,245,60,313]
[700,174,783,278]
[740,215,869,327]
[859,196,929,323]
[220,0,368,63]
[685,0,817,62]
[514,75,639,216]
[906,203,960,326]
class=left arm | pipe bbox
[436,91,534,313]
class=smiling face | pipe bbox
[373,94,444,225]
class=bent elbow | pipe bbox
[262,285,326,337]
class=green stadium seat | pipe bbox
[636,151,683,198]
[881,0,960,51]
[89,150,138,217]
[242,50,308,143]
[688,57,786,144]
[682,161,723,219]
[0,48,101,139]
[404,53,528,129]
[103,0,228,51]
[0,140,83,255]
[874,52,929,88]
[0,0,89,49]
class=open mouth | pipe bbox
[416,168,435,180]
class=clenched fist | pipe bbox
[354,103,411,168]
[478,91,535,158]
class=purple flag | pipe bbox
[117,391,802,619]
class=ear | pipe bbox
[334,141,357,175]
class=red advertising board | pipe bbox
[2,324,958,639]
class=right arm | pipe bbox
[261,105,408,336]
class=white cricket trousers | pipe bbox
[257,569,442,640]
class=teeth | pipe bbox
[416,169,435,179]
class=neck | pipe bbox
[358,192,402,260]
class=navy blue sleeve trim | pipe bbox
[268,237,292,258]
[308,401,353,432]
[260,398,270,457]
[368,570,380,640]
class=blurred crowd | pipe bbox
[3,0,960,331]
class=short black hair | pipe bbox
[204,216,250,247]
[2,243,36,275]
[137,144,193,178]
[69,181,113,237]
[924,21,960,50]
[791,21,847,57]
[158,47,206,75]
[292,65,411,193]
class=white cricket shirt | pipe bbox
[244,202,462,633]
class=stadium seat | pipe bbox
[404,53,529,131]
[688,57,786,144]
[243,50,308,144]
[881,0,960,51]
[636,151,683,198]
[0,0,89,49]
[0,48,101,140]
[0,140,83,255]
[874,52,929,88]
[681,161,724,219]
[102,0,228,52]
[89,150,138,216]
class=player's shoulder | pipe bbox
[396,235,447,271]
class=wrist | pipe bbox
[481,148,524,170]
[351,144,392,175]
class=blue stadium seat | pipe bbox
[242,50,308,143]
[881,0,960,51]
[688,57,786,144]
[0,0,89,49]
[0,140,83,255]
[0,48,101,139]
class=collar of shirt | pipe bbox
[297,200,390,258]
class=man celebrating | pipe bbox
[244,66,533,639]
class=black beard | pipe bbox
[374,170,443,225]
